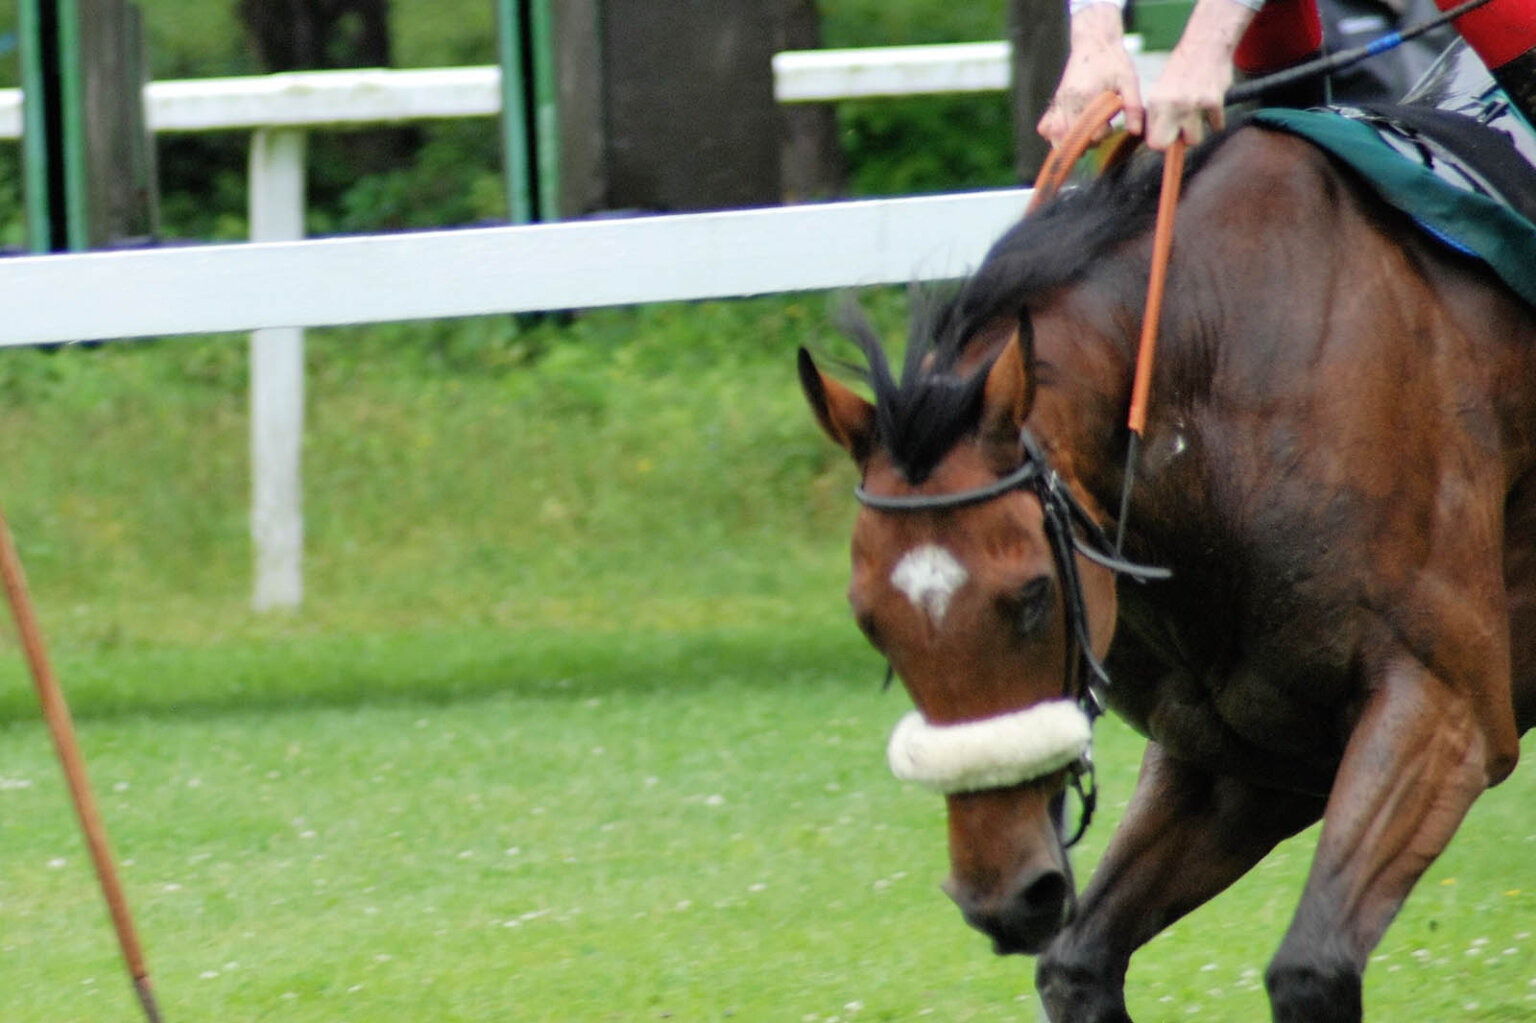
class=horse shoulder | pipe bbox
[1132,127,1533,777]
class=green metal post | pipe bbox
[57,0,87,251]
[528,0,560,222]
[17,0,57,252]
[496,0,534,224]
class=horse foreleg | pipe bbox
[1265,658,1495,1023]
[1037,741,1324,1023]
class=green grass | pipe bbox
[3,629,1533,1023]
[0,295,901,648]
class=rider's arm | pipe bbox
[1041,0,1264,149]
[1038,0,1144,144]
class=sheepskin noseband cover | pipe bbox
[887,700,1092,794]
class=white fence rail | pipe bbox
[772,38,1163,102]
[1,191,1034,608]
[0,40,1163,138]
[0,41,1155,609]
[0,66,502,139]
[0,189,1032,345]
[775,41,1015,101]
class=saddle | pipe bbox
[1249,40,1536,308]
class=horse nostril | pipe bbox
[1017,869,1069,918]
[944,868,1072,955]
[944,868,1070,929]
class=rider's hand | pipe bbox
[1142,49,1234,148]
[1038,2,1144,145]
[1142,0,1257,149]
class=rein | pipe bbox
[1027,92,1185,549]
[858,98,1182,846]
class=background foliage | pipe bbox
[0,0,1019,243]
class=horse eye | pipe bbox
[1010,577,1055,638]
[855,610,884,650]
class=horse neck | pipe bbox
[1023,302,1138,523]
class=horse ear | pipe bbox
[798,348,876,462]
[982,322,1034,433]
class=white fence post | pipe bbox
[248,128,307,611]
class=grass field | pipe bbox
[3,629,1533,1022]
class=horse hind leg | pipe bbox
[1265,653,1501,1023]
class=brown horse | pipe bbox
[799,123,1536,1023]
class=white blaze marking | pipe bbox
[890,545,969,624]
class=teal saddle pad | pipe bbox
[1249,46,1536,309]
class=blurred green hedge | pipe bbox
[0,0,1021,246]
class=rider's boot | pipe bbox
[1233,0,1329,108]
[1493,50,1536,128]
[1436,0,1536,127]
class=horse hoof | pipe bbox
[1035,958,1133,1023]
[1265,960,1362,1023]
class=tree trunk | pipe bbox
[237,0,409,180]
[1011,0,1068,180]
[238,0,391,72]
[776,0,846,201]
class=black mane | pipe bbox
[847,134,1234,484]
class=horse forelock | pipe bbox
[840,299,997,486]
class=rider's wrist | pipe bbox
[1068,0,1126,44]
[1068,0,1126,16]
[1173,0,1260,57]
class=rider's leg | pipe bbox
[1435,0,1536,124]
[1234,0,1329,107]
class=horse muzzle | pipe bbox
[943,862,1074,955]
[939,780,1079,956]
[886,702,1089,953]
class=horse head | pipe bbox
[799,320,1123,954]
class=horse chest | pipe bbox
[1109,591,1355,789]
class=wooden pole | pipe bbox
[0,503,163,1023]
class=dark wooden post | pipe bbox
[1010,0,1069,181]
[81,2,158,247]
[601,0,781,211]
[776,0,845,202]
[18,0,157,251]
[549,0,606,217]
[541,0,836,216]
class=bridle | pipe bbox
[855,95,1183,848]
[856,428,1170,846]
